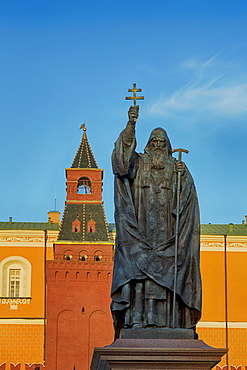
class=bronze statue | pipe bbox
[111,104,202,338]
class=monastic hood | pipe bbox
[144,127,172,156]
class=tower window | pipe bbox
[64,255,72,261]
[94,255,102,262]
[79,250,88,261]
[72,219,81,233]
[79,255,87,261]
[87,219,96,233]
[77,177,92,194]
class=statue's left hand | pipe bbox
[175,161,186,173]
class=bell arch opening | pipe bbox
[77,177,92,194]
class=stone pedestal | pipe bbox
[120,328,196,340]
[91,338,227,370]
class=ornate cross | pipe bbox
[125,83,144,106]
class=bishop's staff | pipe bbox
[172,148,189,328]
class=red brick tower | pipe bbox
[45,126,114,370]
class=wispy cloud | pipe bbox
[149,55,247,118]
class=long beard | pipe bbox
[151,150,166,170]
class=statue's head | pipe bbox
[144,127,172,157]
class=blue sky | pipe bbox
[1,0,247,224]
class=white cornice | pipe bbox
[0,318,44,325]
[198,321,247,328]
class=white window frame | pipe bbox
[0,256,32,297]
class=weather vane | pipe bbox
[125,83,144,106]
[80,120,87,131]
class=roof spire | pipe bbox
[71,123,98,169]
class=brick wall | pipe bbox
[0,324,44,369]
[198,327,247,367]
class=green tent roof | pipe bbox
[71,127,98,169]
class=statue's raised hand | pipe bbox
[128,105,139,124]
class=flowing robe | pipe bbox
[111,122,202,336]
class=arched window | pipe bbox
[77,177,92,194]
[94,251,102,262]
[0,256,32,297]
[79,249,88,261]
[94,256,101,262]
[63,249,73,261]
[79,255,87,261]
[64,255,72,261]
